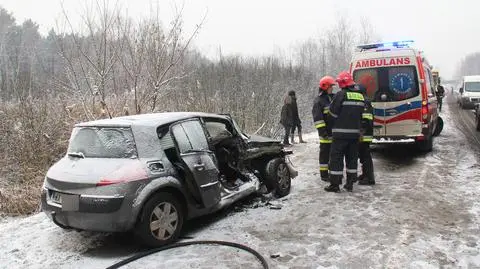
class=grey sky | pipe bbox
[0,0,477,79]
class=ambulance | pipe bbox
[350,40,443,151]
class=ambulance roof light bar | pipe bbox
[357,40,415,51]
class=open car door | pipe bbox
[171,120,221,208]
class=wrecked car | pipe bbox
[41,112,297,247]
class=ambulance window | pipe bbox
[425,69,435,95]
[387,67,419,101]
[353,69,378,101]
[353,66,419,102]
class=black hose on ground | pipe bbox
[106,240,269,269]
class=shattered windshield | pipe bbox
[67,127,137,158]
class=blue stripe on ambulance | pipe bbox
[373,100,422,117]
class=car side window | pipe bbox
[171,124,192,153]
[205,121,233,141]
[171,120,209,153]
[182,120,209,150]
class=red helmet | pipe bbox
[336,71,355,89]
[319,76,336,91]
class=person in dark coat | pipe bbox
[436,84,445,112]
[288,90,306,143]
[325,71,365,193]
[280,94,293,146]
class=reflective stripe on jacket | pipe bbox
[312,92,334,141]
[329,88,365,139]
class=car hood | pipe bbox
[246,134,281,145]
[244,134,283,159]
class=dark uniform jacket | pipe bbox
[361,98,374,143]
[328,87,365,139]
[312,92,334,142]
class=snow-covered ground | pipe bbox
[2,99,480,269]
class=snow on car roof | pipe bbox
[75,112,229,128]
[463,75,480,82]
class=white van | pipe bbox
[458,75,480,109]
[350,40,443,151]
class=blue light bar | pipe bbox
[357,40,414,50]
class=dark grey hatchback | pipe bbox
[41,112,297,247]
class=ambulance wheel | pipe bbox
[433,117,443,137]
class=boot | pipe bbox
[355,174,364,183]
[343,176,355,192]
[320,177,329,182]
[358,173,375,185]
[299,131,306,143]
[290,134,296,144]
[324,184,340,192]
[343,182,353,192]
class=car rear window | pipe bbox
[353,66,419,102]
[67,127,137,158]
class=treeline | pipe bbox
[456,52,480,78]
[0,1,377,215]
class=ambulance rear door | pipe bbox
[352,68,386,136]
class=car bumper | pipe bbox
[461,97,479,108]
[41,188,136,232]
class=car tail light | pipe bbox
[96,163,148,187]
[416,134,425,141]
[96,178,125,187]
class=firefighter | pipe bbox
[312,76,336,181]
[357,84,375,185]
[325,71,365,192]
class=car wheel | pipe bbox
[135,192,184,247]
[265,158,291,198]
[476,115,480,131]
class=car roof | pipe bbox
[463,75,480,82]
[75,112,230,128]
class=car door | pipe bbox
[171,120,221,208]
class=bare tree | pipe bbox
[142,3,205,112]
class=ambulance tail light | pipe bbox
[416,134,425,141]
[421,100,429,123]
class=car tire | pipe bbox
[264,158,291,198]
[135,192,184,247]
[476,115,480,131]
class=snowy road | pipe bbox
[2,97,480,269]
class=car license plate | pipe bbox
[61,194,79,211]
[49,191,62,204]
